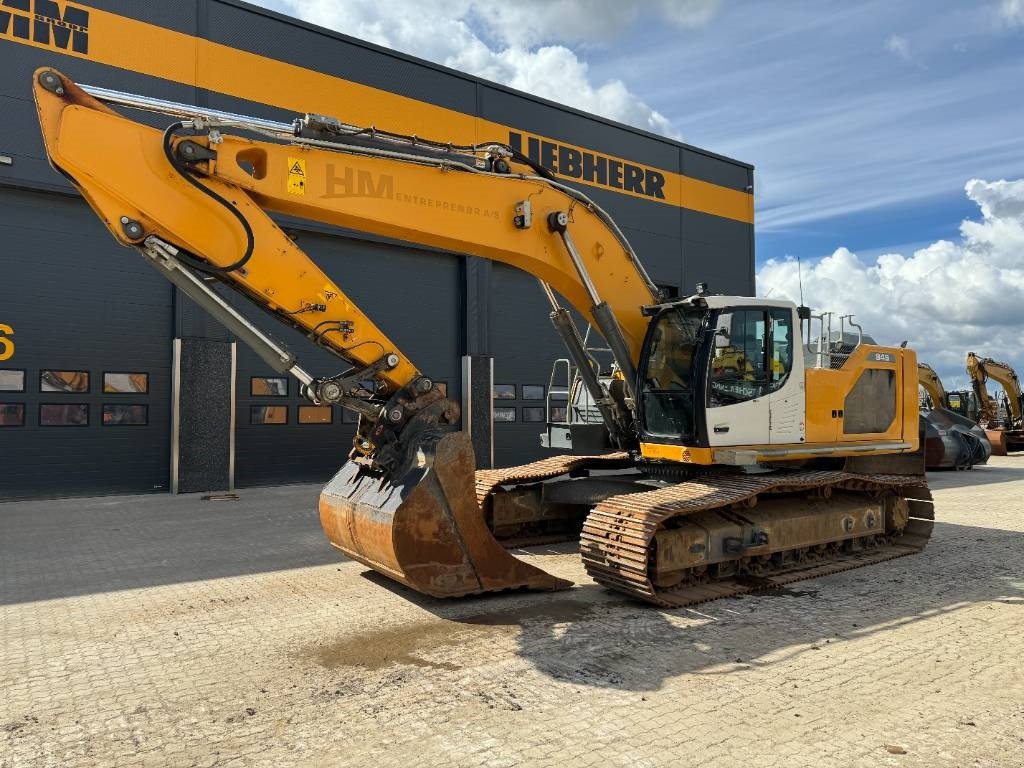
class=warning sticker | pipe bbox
[287,157,306,196]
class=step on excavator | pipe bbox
[917,362,991,469]
[966,352,1024,455]
[32,69,934,607]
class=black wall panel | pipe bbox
[0,189,171,499]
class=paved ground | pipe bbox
[2,459,1023,768]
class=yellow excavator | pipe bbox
[966,352,1024,455]
[32,69,933,607]
[918,362,990,469]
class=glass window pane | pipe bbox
[494,406,516,422]
[298,405,333,424]
[522,406,545,423]
[40,403,89,426]
[103,404,148,425]
[40,370,89,393]
[251,405,287,424]
[709,309,771,407]
[494,384,515,400]
[250,377,288,397]
[0,370,25,392]
[550,406,567,422]
[103,372,149,394]
[0,403,25,426]
[522,385,545,401]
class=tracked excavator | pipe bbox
[917,363,990,469]
[966,353,1024,455]
[32,69,934,607]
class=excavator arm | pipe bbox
[33,68,656,472]
[966,352,1023,428]
[917,362,947,409]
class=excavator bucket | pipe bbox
[319,430,571,598]
[985,429,1008,456]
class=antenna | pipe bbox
[797,256,804,307]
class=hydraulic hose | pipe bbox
[161,121,254,273]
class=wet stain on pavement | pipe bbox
[310,598,600,671]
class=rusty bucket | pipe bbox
[319,430,570,598]
[985,429,1008,456]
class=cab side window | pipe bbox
[709,308,793,407]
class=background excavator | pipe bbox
[32,69,933,607]
[917,362,990,469]
[966,352,1024,455]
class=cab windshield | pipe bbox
[640,307,705,439]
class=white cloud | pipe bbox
[884,34,912,61]
[757,179,1024,387]
[277,0,721,138]
[999,0,1024,26]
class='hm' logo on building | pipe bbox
[0,0,90,55]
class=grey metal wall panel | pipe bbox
[81,1,200,35]
[682,241,755,297]
[682,147,754,191]
[206,1,478,115]
[0,188,171,499]
[488,264,571,467]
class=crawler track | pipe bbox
[477,461,933,606]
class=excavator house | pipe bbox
[33,69,934,607]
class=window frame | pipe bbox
[0,368,26,393]
[707,306,794,408]
[493,406,517,423]
[39,370,90,393]
[493,384,516,400]
[250,405,289,425]
[298,405,334,425]
[101,403,149,426]
[39,402,90,426]
[521,406,546,423]
[102,371,150,395]
[249,376,289,397]
[522,385,545,401]
[0,402,26,427]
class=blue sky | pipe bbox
[604,1,1024,263]
[250,0,1024,385]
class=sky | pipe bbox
[248,0,1024,388]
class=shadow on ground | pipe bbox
[346,521,1023,692]
[0,483,336,605]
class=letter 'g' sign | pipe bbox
[0,324,13,361]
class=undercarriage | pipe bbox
[320,432,932,606]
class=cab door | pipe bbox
[705,308,772,446]
[767,308,806,444]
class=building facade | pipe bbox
[0,0,754,499]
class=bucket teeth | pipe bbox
[319,430,570,598]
